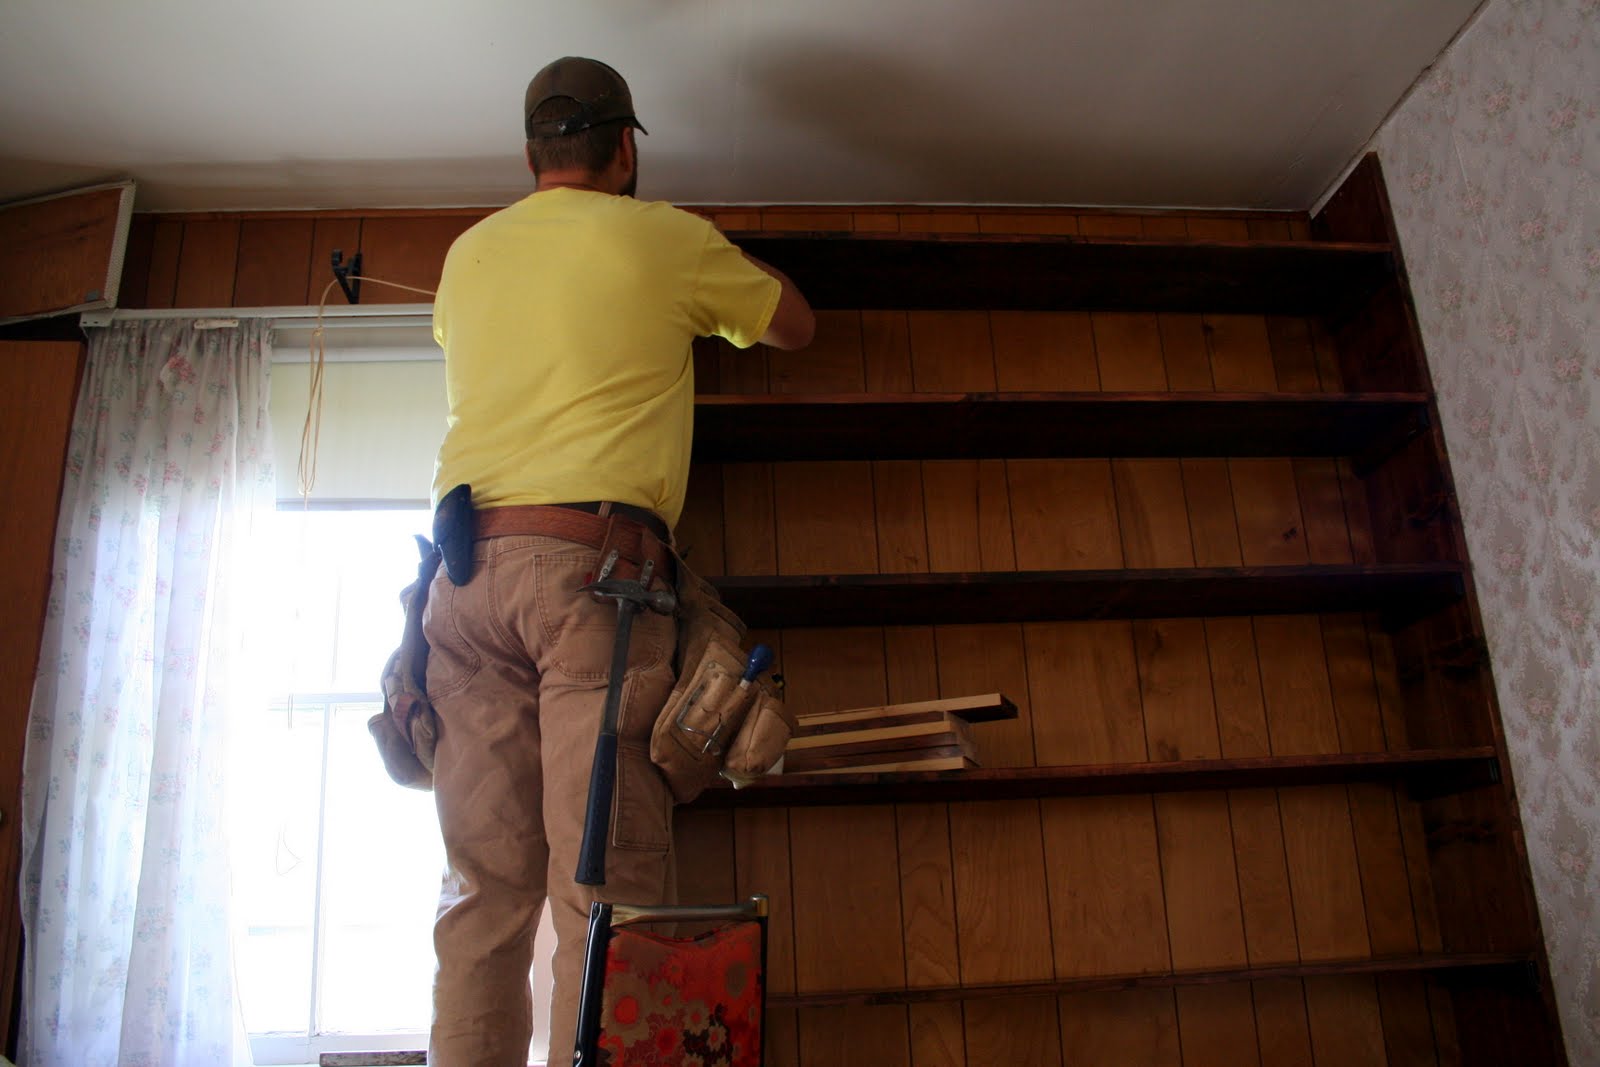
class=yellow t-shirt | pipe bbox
[431,189,780,528]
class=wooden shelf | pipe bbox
[767,952,1534,1010]
[691,391,1430,466]
[711,563,1466,630]
[689,747,1499,809]
[731,232,1395,314]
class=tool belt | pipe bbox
[371,490,794,798]
[653,558,793,803]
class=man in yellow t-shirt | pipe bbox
[422,56,813,1067]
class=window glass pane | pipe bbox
[232,700,324,1035]
[317,701,444,1033]
[233,506,436,1041]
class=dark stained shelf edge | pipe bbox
[691,391,1431,464]
[730,232,1395,315]
[688,747,1500,809]
[766,952,1533,1010]
[711,563,1466,631]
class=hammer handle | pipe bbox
[575,599,639,887]
[575,733,618,886]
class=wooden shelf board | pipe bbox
[691,391,1431,464]
[689,747,1499,809]
[730,232,1395,314]
[711,563,1466,630]
[768,952,1533,1009]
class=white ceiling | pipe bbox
[0,1,1478,214]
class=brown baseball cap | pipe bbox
[524,57,648,139]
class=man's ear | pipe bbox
[525,141,537,176]
[618,128,636,170]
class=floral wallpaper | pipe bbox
[1364,0,1599,1059]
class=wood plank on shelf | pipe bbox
[691,391,1431,463]
[764,952,1532,1010]
[730,233,1394,315]
[688,748,1499,809]
[711,563,1466,630]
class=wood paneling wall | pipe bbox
[116,202,1457,1065]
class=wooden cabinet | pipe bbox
[0,341,83,1058]
[670,158,1565,1065]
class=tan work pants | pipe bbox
[422,534,677,1066]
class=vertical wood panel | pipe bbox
[1025,621,1144,765]
[1093,312,1167,391]
[950,799,1053,983]
[875,460,930,574]
[862,311,913,391]
[907,312,994,392]
[1253,980,1316,1067]
[790,804,905,991]
[773,462,877,574]
[172,219,240,306]
[897,804,960,987]
[1041,795,1169,977]
[116,214,156,308]
[233,217,314,306]
[1008,459,1121,570]
[909,1003,965,1066]
[1159,313,1213,391]
[798,1006,911,1067]
[721,464,777,575]
[990,311,1098,391]
[770,310,865,393]
[1136,619,1217,760]
[964,998,1063,1066]
[1267,317,1322,393]
[1375,974,1442,1067]
[1177,983,1263,1067]
[1057,989,1180,1065]
[921,460,1014,573]
[735,808,796,994]
[356,215,477,302]
[1229,458,1306,566]
[144,217,184,308]
[1183,459,1243,568]
[672,807,736,940]
[677,463,726,575]
[1304,976,1390,1066]
[0,342,83,1055]
[1156,792,1247,969]
[1206,315,1278,391]
[1113,459,1193,571]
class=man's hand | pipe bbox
[746,254,815,350]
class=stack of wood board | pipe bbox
[782,693,1016,774]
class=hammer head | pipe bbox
[582,577,677,615]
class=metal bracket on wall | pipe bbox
[331,249,362,305]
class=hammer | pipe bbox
[574,556,677,886]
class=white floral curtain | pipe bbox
[17,320,274,1067]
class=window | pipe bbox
[228,506,560,1066]
[229,506,437,1063]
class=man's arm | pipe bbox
[745,254,815,350]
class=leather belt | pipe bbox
[475,502,674,581]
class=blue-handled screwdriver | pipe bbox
[740,643,775,688]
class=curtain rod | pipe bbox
[80,303,434,330]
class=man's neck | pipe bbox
[536,171,610,194]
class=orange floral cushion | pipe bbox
[595,921,764,1066]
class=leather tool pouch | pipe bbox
[650,558,795,803]
[370,536,444,790]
